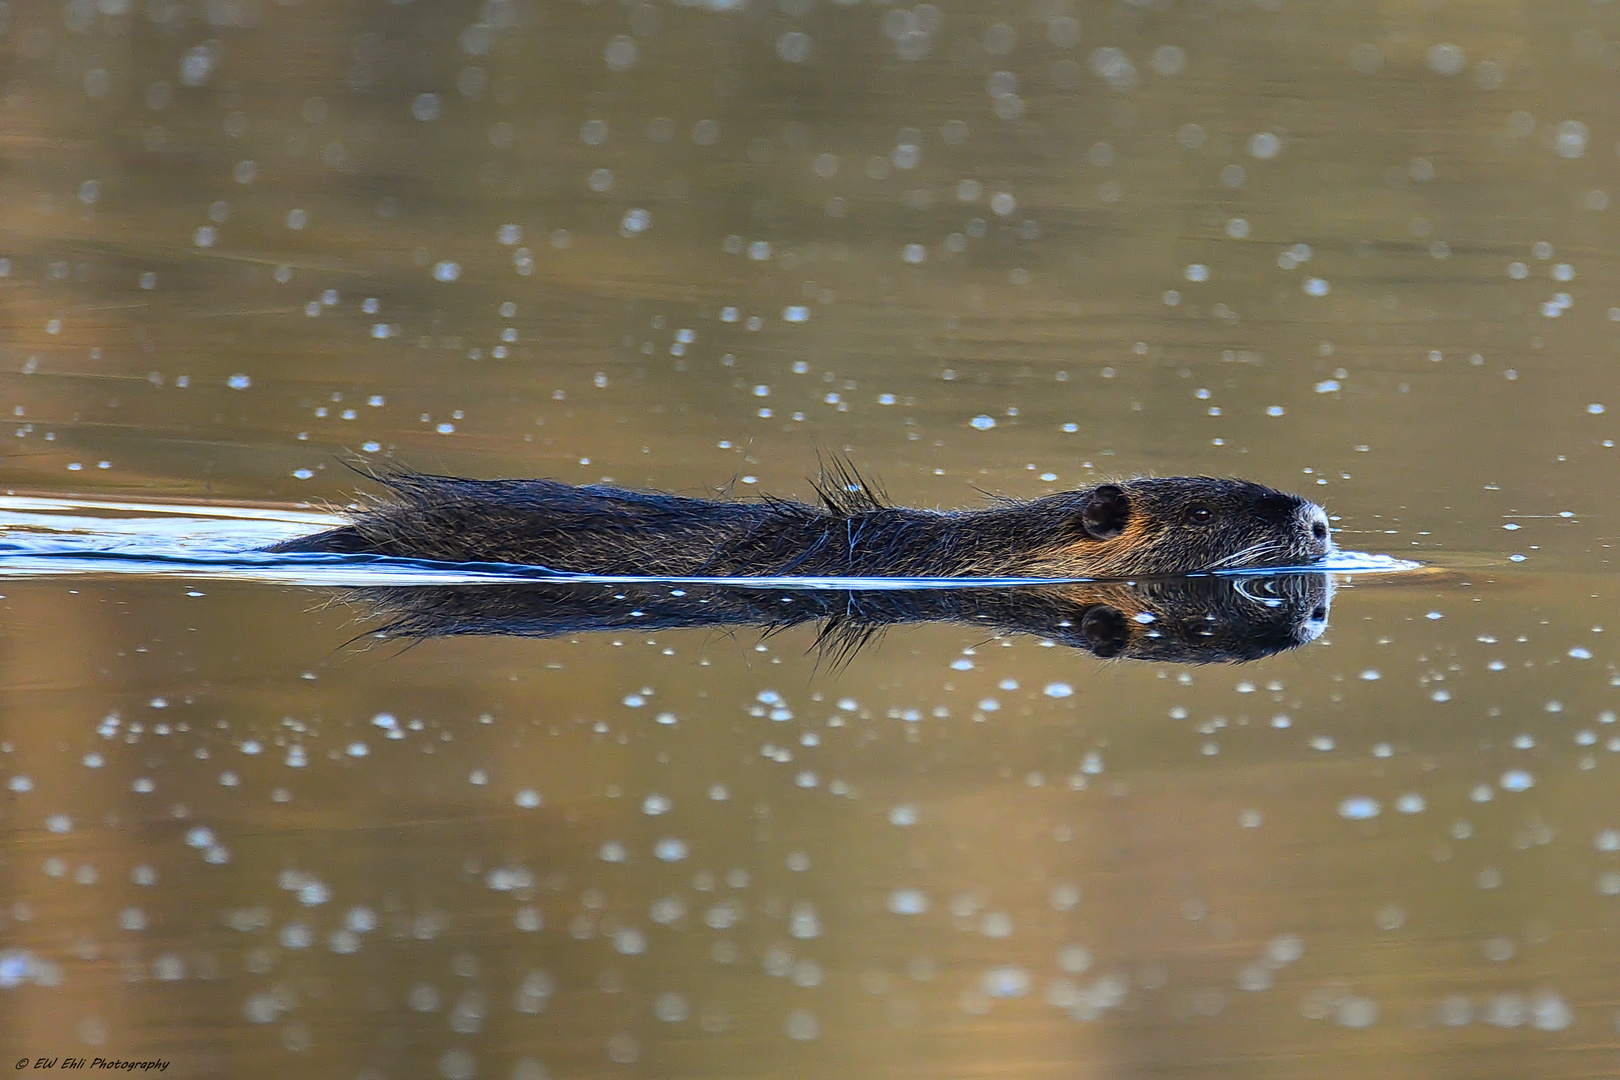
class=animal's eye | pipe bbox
[1184,504,1215,526]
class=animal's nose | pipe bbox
[1301,504,1332,554]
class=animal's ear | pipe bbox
[1080,605,1130,658]
[1079,485,1130,540]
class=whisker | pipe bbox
[1208,540,1281,570]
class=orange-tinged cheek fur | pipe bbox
[1033,517,1164,577]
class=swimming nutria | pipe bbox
[346,573,1333,665]
[270,464,1332,578]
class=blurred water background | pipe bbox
[3,0,1620,1077]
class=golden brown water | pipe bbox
[3,1,1620,1077]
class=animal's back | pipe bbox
[271,472,799,574]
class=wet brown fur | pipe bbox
[270,464,1332,579]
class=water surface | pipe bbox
[2,2,1618,1078]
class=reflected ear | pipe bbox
[1080,485,1130,540]
[1080,605,1130,658]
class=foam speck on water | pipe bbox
[887,889,929,915]
[1338,796,1380,820]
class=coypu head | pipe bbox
[1050,476,1332,577]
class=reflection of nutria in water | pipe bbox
[273,464,1332,578]
[343,573,1333,666]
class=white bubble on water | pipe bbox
[982,966,1030,998]
[1058,944,1092,973]
[1050,883,1082,910]
[180,45,217,87]
[1426,43,1465,75]
[605,36,638,72]
[777,31,811,63]
[789,901,820,939]
[1151,45,1186,76]
[654,992,690,1022]
[1499,770,1534,792]
[1531,990,1572,1031]
[785,1008,820,1040]
[1248,132,1282,159]
[1485,995,1527,1027]
[620,208,651,235]
[1336,996,1379,1027]
[1265,935,1304,969]
[411,94,440,122]
[888,889,929,915]
[1338,796,1380,820]
[1555,120,1588,159]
